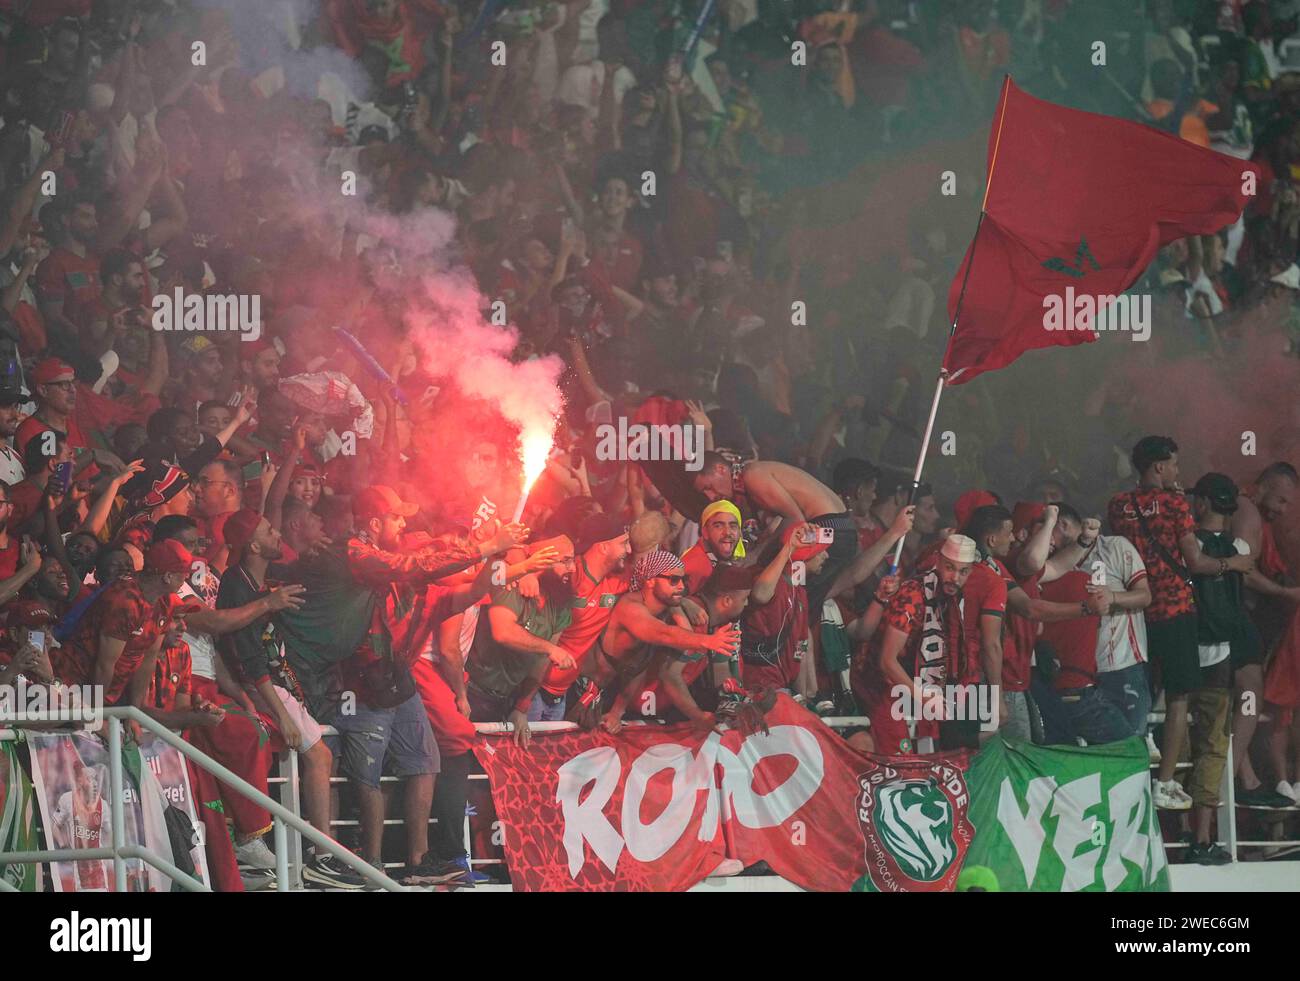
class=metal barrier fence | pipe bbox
[5,712,1300,890]
[0,707,406,892]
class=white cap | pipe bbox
[940,534,978,564]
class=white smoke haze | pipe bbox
[190,0,566,487]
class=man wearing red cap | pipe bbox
[19,354,164,463]
[52,538,197,705]
[0,599,59,688]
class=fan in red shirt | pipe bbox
[870,534,976,755]
[1107,437,1253,798]
[681,499,746,592]
[53,540,200,705]
[537,514,632,715]
[1035,570,1132,746]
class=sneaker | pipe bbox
[1236,784,1295,808]
[1186,841,1233,866]
[400,855,469,887]
[449,855,491,885]
[834,690,861,717]
[709,858,745,877]
[239,867,277,891]
[235,835,276,870]
[1145,732,1161,764]
[1276,781,1298,804]
[302,853,368,890]
[1152,779,1192,810]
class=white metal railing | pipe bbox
[0,707,406,892]
[6,712,1300,891]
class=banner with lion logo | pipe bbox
[475,694,970,892]
[474,699,1168,891]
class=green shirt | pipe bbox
[467,588,574,699]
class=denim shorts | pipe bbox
[324,691,440,788]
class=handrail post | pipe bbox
[274,818,289,893]
[107,717,127,892]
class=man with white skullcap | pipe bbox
[866,534,978,755]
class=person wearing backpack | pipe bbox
[1107,437,1255,811]
[1185,473,1256,864]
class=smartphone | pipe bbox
[51,461,73,495]
[816,526,835,544]
[27,629,46,651]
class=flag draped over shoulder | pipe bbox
[943,78,1261,385]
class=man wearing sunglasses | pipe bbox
[566,549,741,733]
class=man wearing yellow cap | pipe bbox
[681,500,746,592]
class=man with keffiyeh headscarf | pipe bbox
[566,548,741,733]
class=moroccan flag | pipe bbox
[943,78,1261,384]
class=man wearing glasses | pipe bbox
[195,459,244,572]
[565,549,741,734]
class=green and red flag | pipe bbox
[943,77,1262,384]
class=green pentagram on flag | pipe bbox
[1041,237,1100,278]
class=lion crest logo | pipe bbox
[856,759,974,892]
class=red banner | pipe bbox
[473,695,972,892]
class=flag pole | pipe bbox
[888,77,1012,573]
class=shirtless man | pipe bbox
[1229,462,1300,804]
[567,549,740,732]
[692,451,858,612]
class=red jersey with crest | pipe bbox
[543,559,631,695]
[55,578,171,703]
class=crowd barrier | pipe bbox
[5,712,1300,891]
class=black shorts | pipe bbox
[1147,614,1201,695]
[1230,619,1265,669]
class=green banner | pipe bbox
[962,736,1169,891]
[1,740,42,892]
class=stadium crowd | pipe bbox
[1,0,1300,889]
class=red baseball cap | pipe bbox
[144,539,195,575]
[785,521,831,562]
[353,485,418,522]
[4,599,56,628]
[1011,501,1046,536]
[161,594,205,618]
[222,508,265,550]
[31,358,75,385]
[954,490,1000,531]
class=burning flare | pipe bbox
[512,426,555,522]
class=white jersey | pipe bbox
[1074,535,1149,673]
